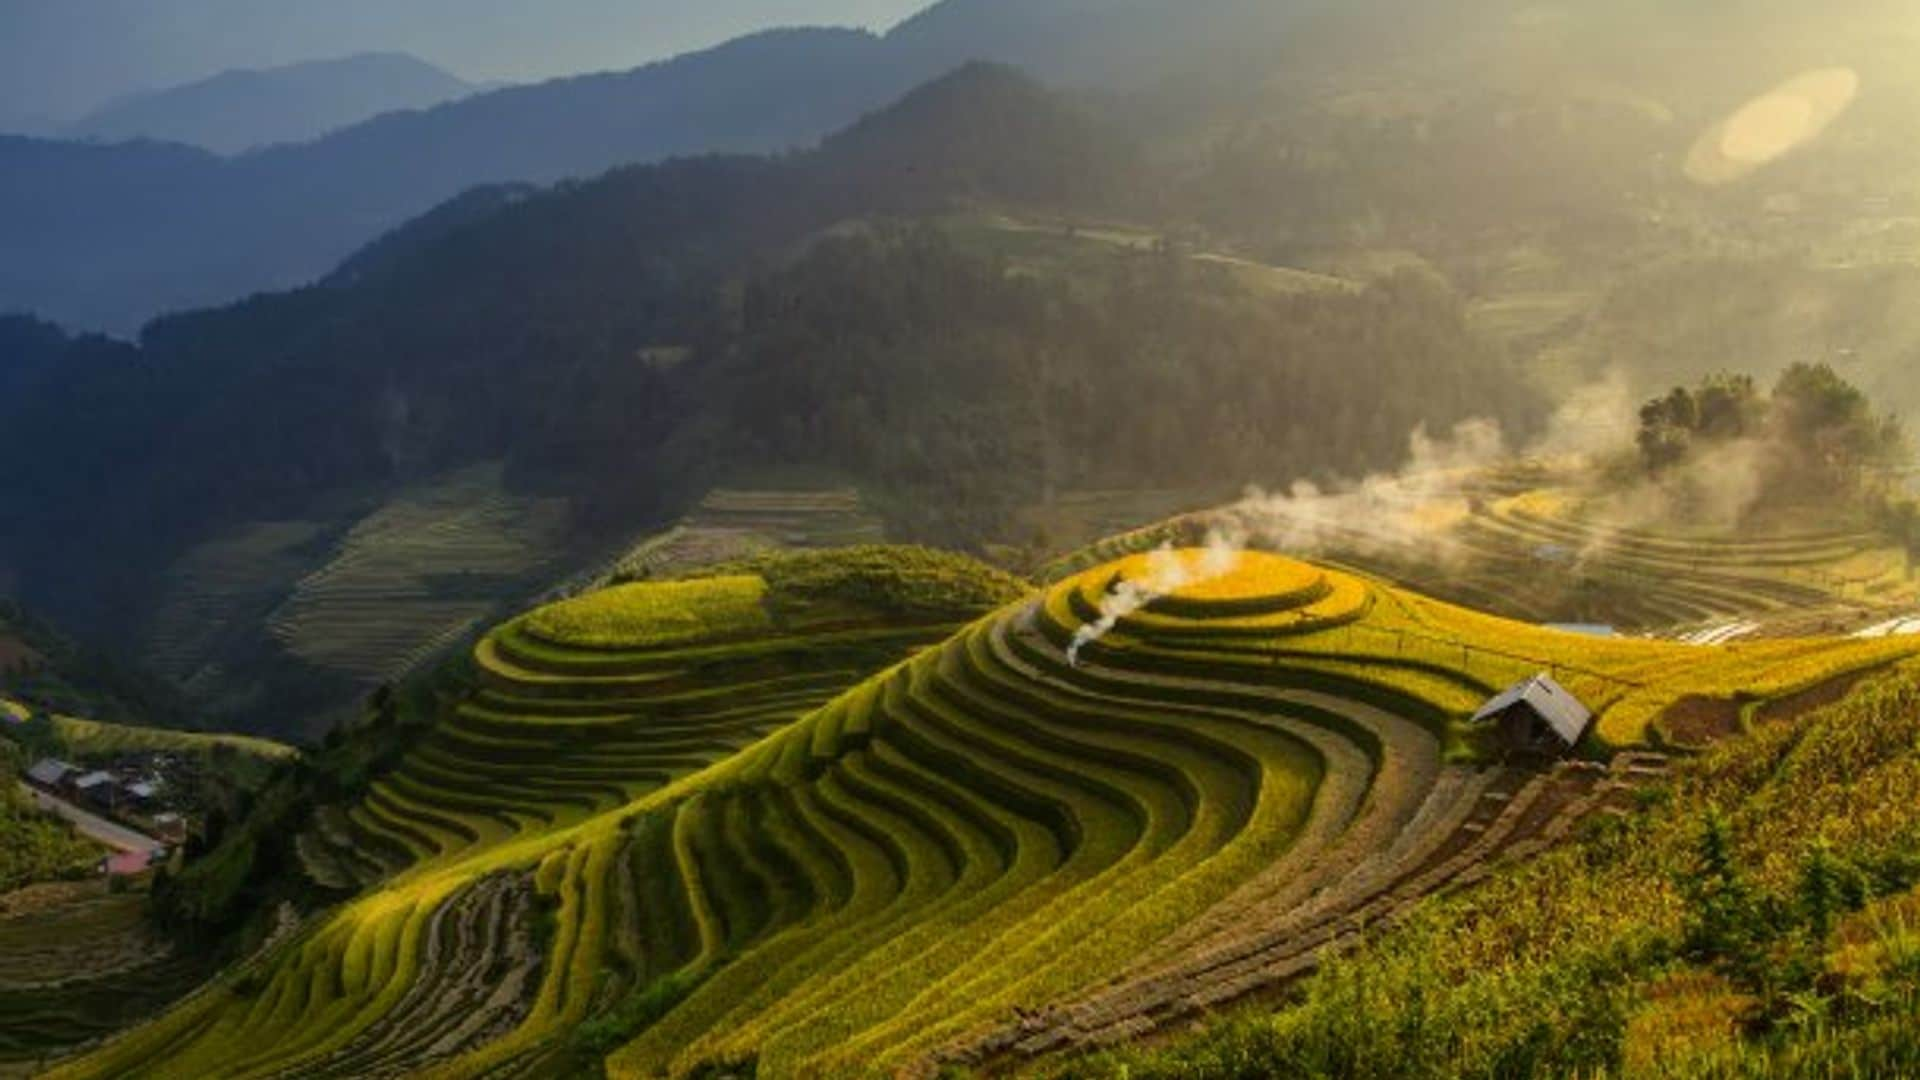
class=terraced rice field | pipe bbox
[294,554,1002,894]
[606,487,886,583]
[1044,474,1917,638]
[268,465,573,684]
[1450,489,1917,630]
[52,548,1920,1079]
[25,711,295,765]
[140,521,330,690]
[0,883,212,1076]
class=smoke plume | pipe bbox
[1067,529,1243,666]
[1212,418,1510,566]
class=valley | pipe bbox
[10,0,1920,1075]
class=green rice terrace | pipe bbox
[38,541,1920,1079]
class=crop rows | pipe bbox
[0,889,213,1071]
[267,465,571,683]
[140,520,329,685]
[1048,478,1916,636]
[56,551,1920,1079]
[295,615,951,893]
[608,487,887,584]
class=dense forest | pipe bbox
[703,231,1534,544]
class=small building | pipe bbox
[152,813,188,844]
[124,781,160,808]
[25,758,78,791]
[72,771,118,808]
[1473,673,1594,758]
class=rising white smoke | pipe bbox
[1062,376,1647,661]
[1066,529,1243,666]
[1213,417,1510,566]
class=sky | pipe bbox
[0,0,933,132]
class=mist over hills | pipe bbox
[63,52,485,155]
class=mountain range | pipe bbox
[0,0,1313,336]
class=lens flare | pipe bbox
[1684,67,1860,186]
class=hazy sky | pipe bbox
[0,0,932,131]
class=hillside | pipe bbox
[0,66,1537,736]
[65,53,482,155]
[1064,659,1920,1078]
[15,0,1920,737]
[42,545,1916,1077]
[0,745,99,895]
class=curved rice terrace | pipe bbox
[46,543,1920,1080]
[1041,477,1918,637]
[296,549,1020,894]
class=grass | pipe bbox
[45,546,1920,1079]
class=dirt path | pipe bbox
[17,782,159,853]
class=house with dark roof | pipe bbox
[1472,673,1594,758]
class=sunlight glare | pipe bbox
[1684,67,1859,186]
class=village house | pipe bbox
[124,779,161,810]
[100,850,152,878]
[24,757,78,792]
[72,770,119,809]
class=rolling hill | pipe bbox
[65,53,483,156]
[38,543,1916,1077]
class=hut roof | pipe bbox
[1472,673,1594,747]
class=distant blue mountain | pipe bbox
[0,0,1310,335]
[66,52,483,155]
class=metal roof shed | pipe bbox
[1473,673,1594,757]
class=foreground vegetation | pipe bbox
[42,544,1920,1078]
[1059,660,1920,1079]
[0,743,99,894]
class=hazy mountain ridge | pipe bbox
[64,52,483,155]
[0,1,1323,335]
